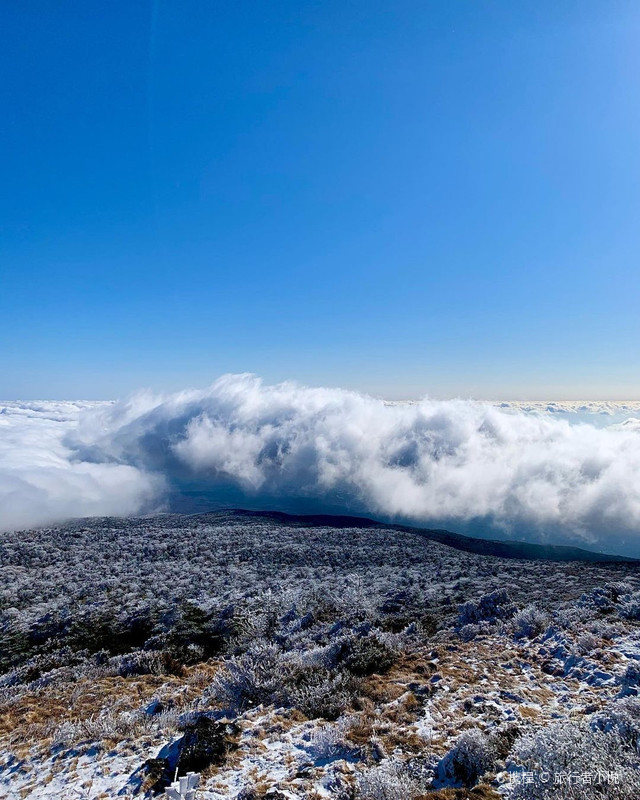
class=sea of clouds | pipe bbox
[2,374,640,554]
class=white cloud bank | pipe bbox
[2,375,640,553]
[0,401,161,532]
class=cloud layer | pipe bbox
[0,401,161,532]
[3,376,640,554]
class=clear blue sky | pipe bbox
[1,1,639,400]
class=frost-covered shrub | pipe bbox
[580,586,615,610]
[109,650,167,678]
[52,710,148,747]
[283,664,360,720]
[618,592,640,621]
[307,721,350,759]
[458,589,517,626]
[209,642,360,719]
[458,620,499,641]
[604,582,633,602]
[51,720,83,748]
[341,633,398,677]
[311,631,399,675]
[508,720,640,799]
[0,647,89,687]
[575,633,598,655]
[208,643,286,710]
[578,582,640,620]
[592,697,640,753]
[587,618,622,640]
[356,758,428,800]
[618,662,640,698]
[437,728,497,787]
[512,605,550,639]
[459,623,479,642]
[554,606,584,631]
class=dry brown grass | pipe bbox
[0,661,220,753]
[360,673,407,704]
[344,713,380,747]
[517,705,540,720]
[416,785,502,799]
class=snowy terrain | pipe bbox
[1,512,640,799]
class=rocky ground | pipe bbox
[1,512,640,799]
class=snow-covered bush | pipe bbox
[209,642,360,719]
[283,664,360,720]
[355,758,428,800]
[51,709,149,748]
[458,589,517,626]
[459,623,480,642]
[437,728,497,787]
[554,606,584,631]
[604,582,633,602]
[109,650,167,678]
[618,662,640,698]
[512,605,550,639]
[340,633,399,676]
[590,614,622,635]
[592,697,640,753]
[580,586,616,611]
[208,643,286,710]
[575,632,598,655]
[618,592,640,621]
[508,720,640,799]
[308,721,349,759]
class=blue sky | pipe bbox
[1,1,639,400]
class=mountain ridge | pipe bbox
[191,508,640,563]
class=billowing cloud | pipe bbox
[2,376,640,554]
[0,401,161,531]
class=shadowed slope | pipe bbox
[196,509,640,563]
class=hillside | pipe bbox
[1,512,640,799]
[221,510,640,562]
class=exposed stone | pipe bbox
[176,716,239,775]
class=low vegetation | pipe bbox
[1,511,639,797]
